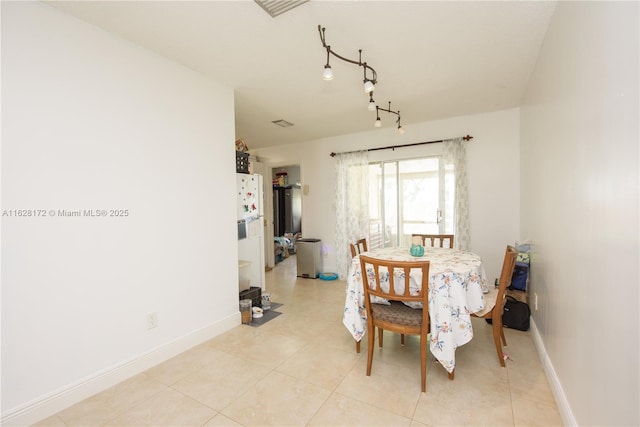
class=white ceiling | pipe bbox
[47,0,557,150]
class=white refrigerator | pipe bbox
[237,173,266,291]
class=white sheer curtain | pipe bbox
[442,137,470,250]
[334,150,369,279]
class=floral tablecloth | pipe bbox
[342,247,488,373]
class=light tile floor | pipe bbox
[35,255,563,426]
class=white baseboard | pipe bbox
[529,318,577,426]
[2,313,240,427]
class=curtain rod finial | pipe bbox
[330,152,337,157]
[463,135,473,141]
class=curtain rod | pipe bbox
[329,134,473,157]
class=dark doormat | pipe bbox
[247,302,283,327]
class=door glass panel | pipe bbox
[369,157,442,248]
[383,162,398,247]
[368,164,385,249]
[443,163,454,234]
[399,158,439,246]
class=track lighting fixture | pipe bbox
[318,25,405,134]
[376,102,404,134]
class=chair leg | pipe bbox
[366,325,375,376]
[448,369,455,380]
[492,317,506,367]
[420,334,427,392]
[378,327,384,348]
[356,340,360,353]
[500,326,507,346]
[401,334,405,346]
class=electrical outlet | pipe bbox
[146,312,158,329]
[534,293,538,311]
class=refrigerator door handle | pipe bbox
[237,220,247,240]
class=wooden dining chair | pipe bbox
[359,255,431,392]
[412,234,454,248]
[349,238,368,258]
[350,238,368,353]
[471,245,518,367]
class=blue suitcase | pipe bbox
[509,262,529,291]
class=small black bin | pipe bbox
[239,286,261,308]
[236,152,249,174]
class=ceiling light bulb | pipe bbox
[368,100,376,111]
[323,65,333,81]
[398,125,405,135]
[374,117,382,128]
[363,80,375,93]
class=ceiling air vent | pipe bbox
[254,0,309,18]
[272,119,294,128]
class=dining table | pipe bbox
[343,246,489,374]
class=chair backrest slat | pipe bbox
[403,266,412,297]
[372,264,380,293]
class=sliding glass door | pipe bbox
[369,157,449,248]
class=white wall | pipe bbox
[520,2,639,425]
[254,108,521,282]
[1,3,239,424]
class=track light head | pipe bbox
[374,116,382,128]
[323,65,334,81]
[368,93,376,111]
[363,80,375,93]
[322,45,333,81]
[396,112,404,134]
